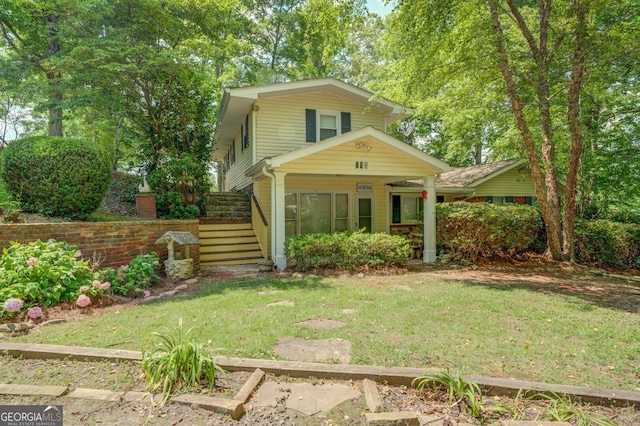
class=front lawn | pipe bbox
[13,270,640,392]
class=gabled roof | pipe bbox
[437,159,525,188]
[214,78,414,153]
[246,126,450,178]
[391,159,526,189]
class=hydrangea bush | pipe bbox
[1,239,161,318]
[0,239,95,307]
[98,253,159,296]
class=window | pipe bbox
[319,114,337,140]
[305,109,351,142]
[285,192,350,237]
[392,194,423,223]
[300,193,332,234]
[402,196,423,221]
[242,115,249,151]
[505,196,514,204]
[334,193,349,231]
[285,193,298,240]
[436,195,444,203]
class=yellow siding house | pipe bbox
[212,78,450,270]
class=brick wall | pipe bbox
[0,220,200,271]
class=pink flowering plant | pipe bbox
[0,239,94,308]
[97,252,159,296]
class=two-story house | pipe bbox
[212,78,450,270]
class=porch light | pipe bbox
[422,190,427,199]
[355,142,371,152]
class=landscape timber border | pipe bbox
[1,343,639,408]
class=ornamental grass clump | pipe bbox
[142,319,224,404]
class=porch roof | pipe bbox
[246,126,451,179]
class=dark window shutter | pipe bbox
[341,112,351,134]
[306,109,316,142]
[392,195,401,223]
[243,115,249,149]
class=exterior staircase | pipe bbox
[203,193,251,221]
[199,193,265,266]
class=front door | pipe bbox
[355,194,375,233]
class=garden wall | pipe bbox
[0,220,200,271]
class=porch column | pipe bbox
[423,175,437,263]
[273,171,287,270]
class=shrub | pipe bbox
[142,318,224,404]
[1,136,112,218]
[285,230,411,271]
[436,202,543,260]
[0,239,95,309]
[98,252,160,296]
[574,219,640,269]
[157,191,200,220]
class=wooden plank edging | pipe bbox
[1,343,639,407]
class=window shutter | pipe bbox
[243,115,249,149]
[306,109,316,142]
[341,112,351,134]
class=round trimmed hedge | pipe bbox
[0,136,112,218]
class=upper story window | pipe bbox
[319,114,337,140]
[306,109,351,142]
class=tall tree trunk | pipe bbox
[488,0,564,260]
[46,14,63,136]
[562,0,588,261]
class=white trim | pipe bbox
[423,176,437,263]
[252,109,257,166]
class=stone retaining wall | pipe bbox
[0,220,200,271]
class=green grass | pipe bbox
[14,273,640,392]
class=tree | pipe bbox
[0,0,70,136]
[385,0,640,260]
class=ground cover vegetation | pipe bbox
[12,272,640,393]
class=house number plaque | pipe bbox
[355,161,368,169]
[357,183,373,192]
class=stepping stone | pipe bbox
[274,337,351,363]
[258,290,282,295]
[250,381,361,415]
[267,300,294,307]
[295,318,345,330]
[342,308,357,314]
[392,285,413,292]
